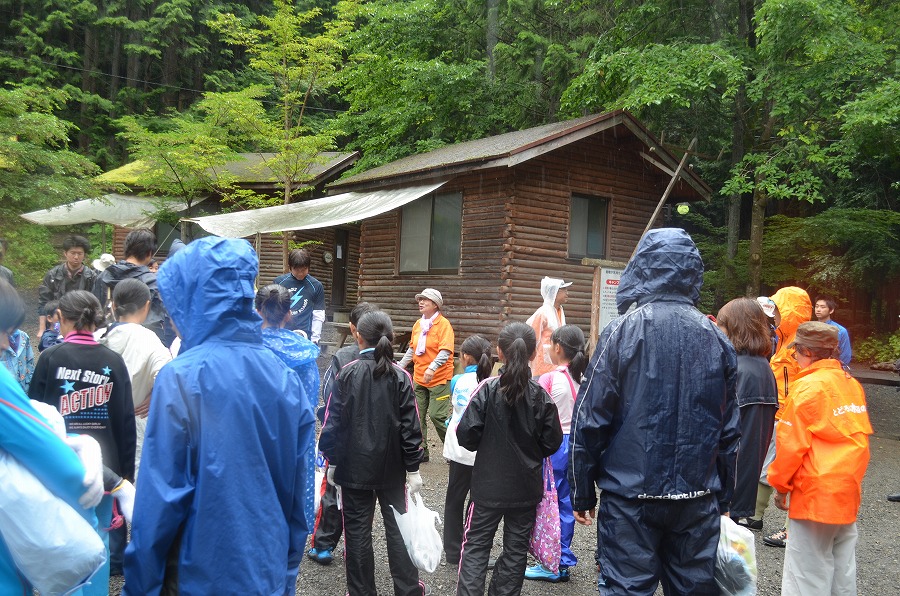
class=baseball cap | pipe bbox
[756,296,777,318]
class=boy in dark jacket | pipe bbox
[569,228,741,595]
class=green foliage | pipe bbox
[855,331,900,364]
[0,86,103,212]
[763,210,900,293]
[0,223,61,289]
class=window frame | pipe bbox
[568,193,610,260]
[398,191,463,275]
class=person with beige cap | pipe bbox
[398,288,455,462]
[767,321,872,595]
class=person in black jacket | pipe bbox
[308,301,378,566]
[455,322,563,596]
[569,228,741,595]
[28,289,136,589]
[37,235,96,335]
[318,311,428,596]
[92,228,173,346]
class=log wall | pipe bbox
[359,172,512,340]
[113,224,361,317]
[360,127,673,348]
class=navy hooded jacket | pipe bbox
[123,237,316,596]
[569,228,740,512]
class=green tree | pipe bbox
[208,0,359,265]
[561,0,899,298]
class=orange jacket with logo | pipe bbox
[769,287,811,419]
[767,359,872,524]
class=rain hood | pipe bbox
[616,228,703,314]
[527,277,567,329]
[156,236,262,352]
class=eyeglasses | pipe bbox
[791,346,810,360]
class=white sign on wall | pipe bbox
[599,267,624,333]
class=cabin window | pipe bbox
[569,194,609,259]
[399,191,463,273]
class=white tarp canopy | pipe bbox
[183,181,447,238]
[21,194,201,228]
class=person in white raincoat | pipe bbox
[526,277,571,377]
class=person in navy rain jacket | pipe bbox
[123,237,316,595]
[569,228,741,595]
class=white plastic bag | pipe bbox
[715,516,757,596]
[0,450,106,596]
[391,492,442,573]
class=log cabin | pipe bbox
[323,110,712,345]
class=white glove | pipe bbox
[64,434,104,509]
[326,466,337,487]
[112,479,136,524]
[406,471,423,495]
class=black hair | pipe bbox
[123,228,156,260]
[63,235,91,253]
[43,300,60,318]
[460,335,493,382]
[497,322,536,405]
[815,296,837,312]
[288,248,311,269]
[356,311,395,378]
[255,284,292,327]
[112,278,151,320]
[550,324,588,381]
[0,279,25,331]
[58,290,104,331]
[349,301,378,326]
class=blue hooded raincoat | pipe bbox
[123,237,316,596]
[569,228,740,513]
[0,366,99,594]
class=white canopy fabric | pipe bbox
[184,181,447,238]
[21,194,201,228]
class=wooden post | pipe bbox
[632,137,698,259]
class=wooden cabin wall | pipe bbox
[358,172,512,346]
[503,132,665,334]
[286,226,361,315]
[114,225,361,317]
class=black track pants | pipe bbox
[456,502,534,596]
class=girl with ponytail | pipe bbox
[442,335,493,566]
[524,324,587,583]
[255,284,319,410]
[318,311,428,596]
[29,290,136,588]
[455,322,563,596]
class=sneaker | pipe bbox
[524,564,570,583]
[307,547,334,565]
[763,526,787,547]
[734,517,763,531]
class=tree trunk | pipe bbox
[746,187,767,296]
[486,0,499,82]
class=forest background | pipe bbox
[0,0,898,360]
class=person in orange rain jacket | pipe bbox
[756,286,812,546]
[767,322,872,596]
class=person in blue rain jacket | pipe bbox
[123,237,316,596]
[0,367,101,594]
[569,228,741,595]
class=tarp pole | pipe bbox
[632,137,697,259]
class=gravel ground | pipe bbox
[288,383,900,596]
[16,294,897,596]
